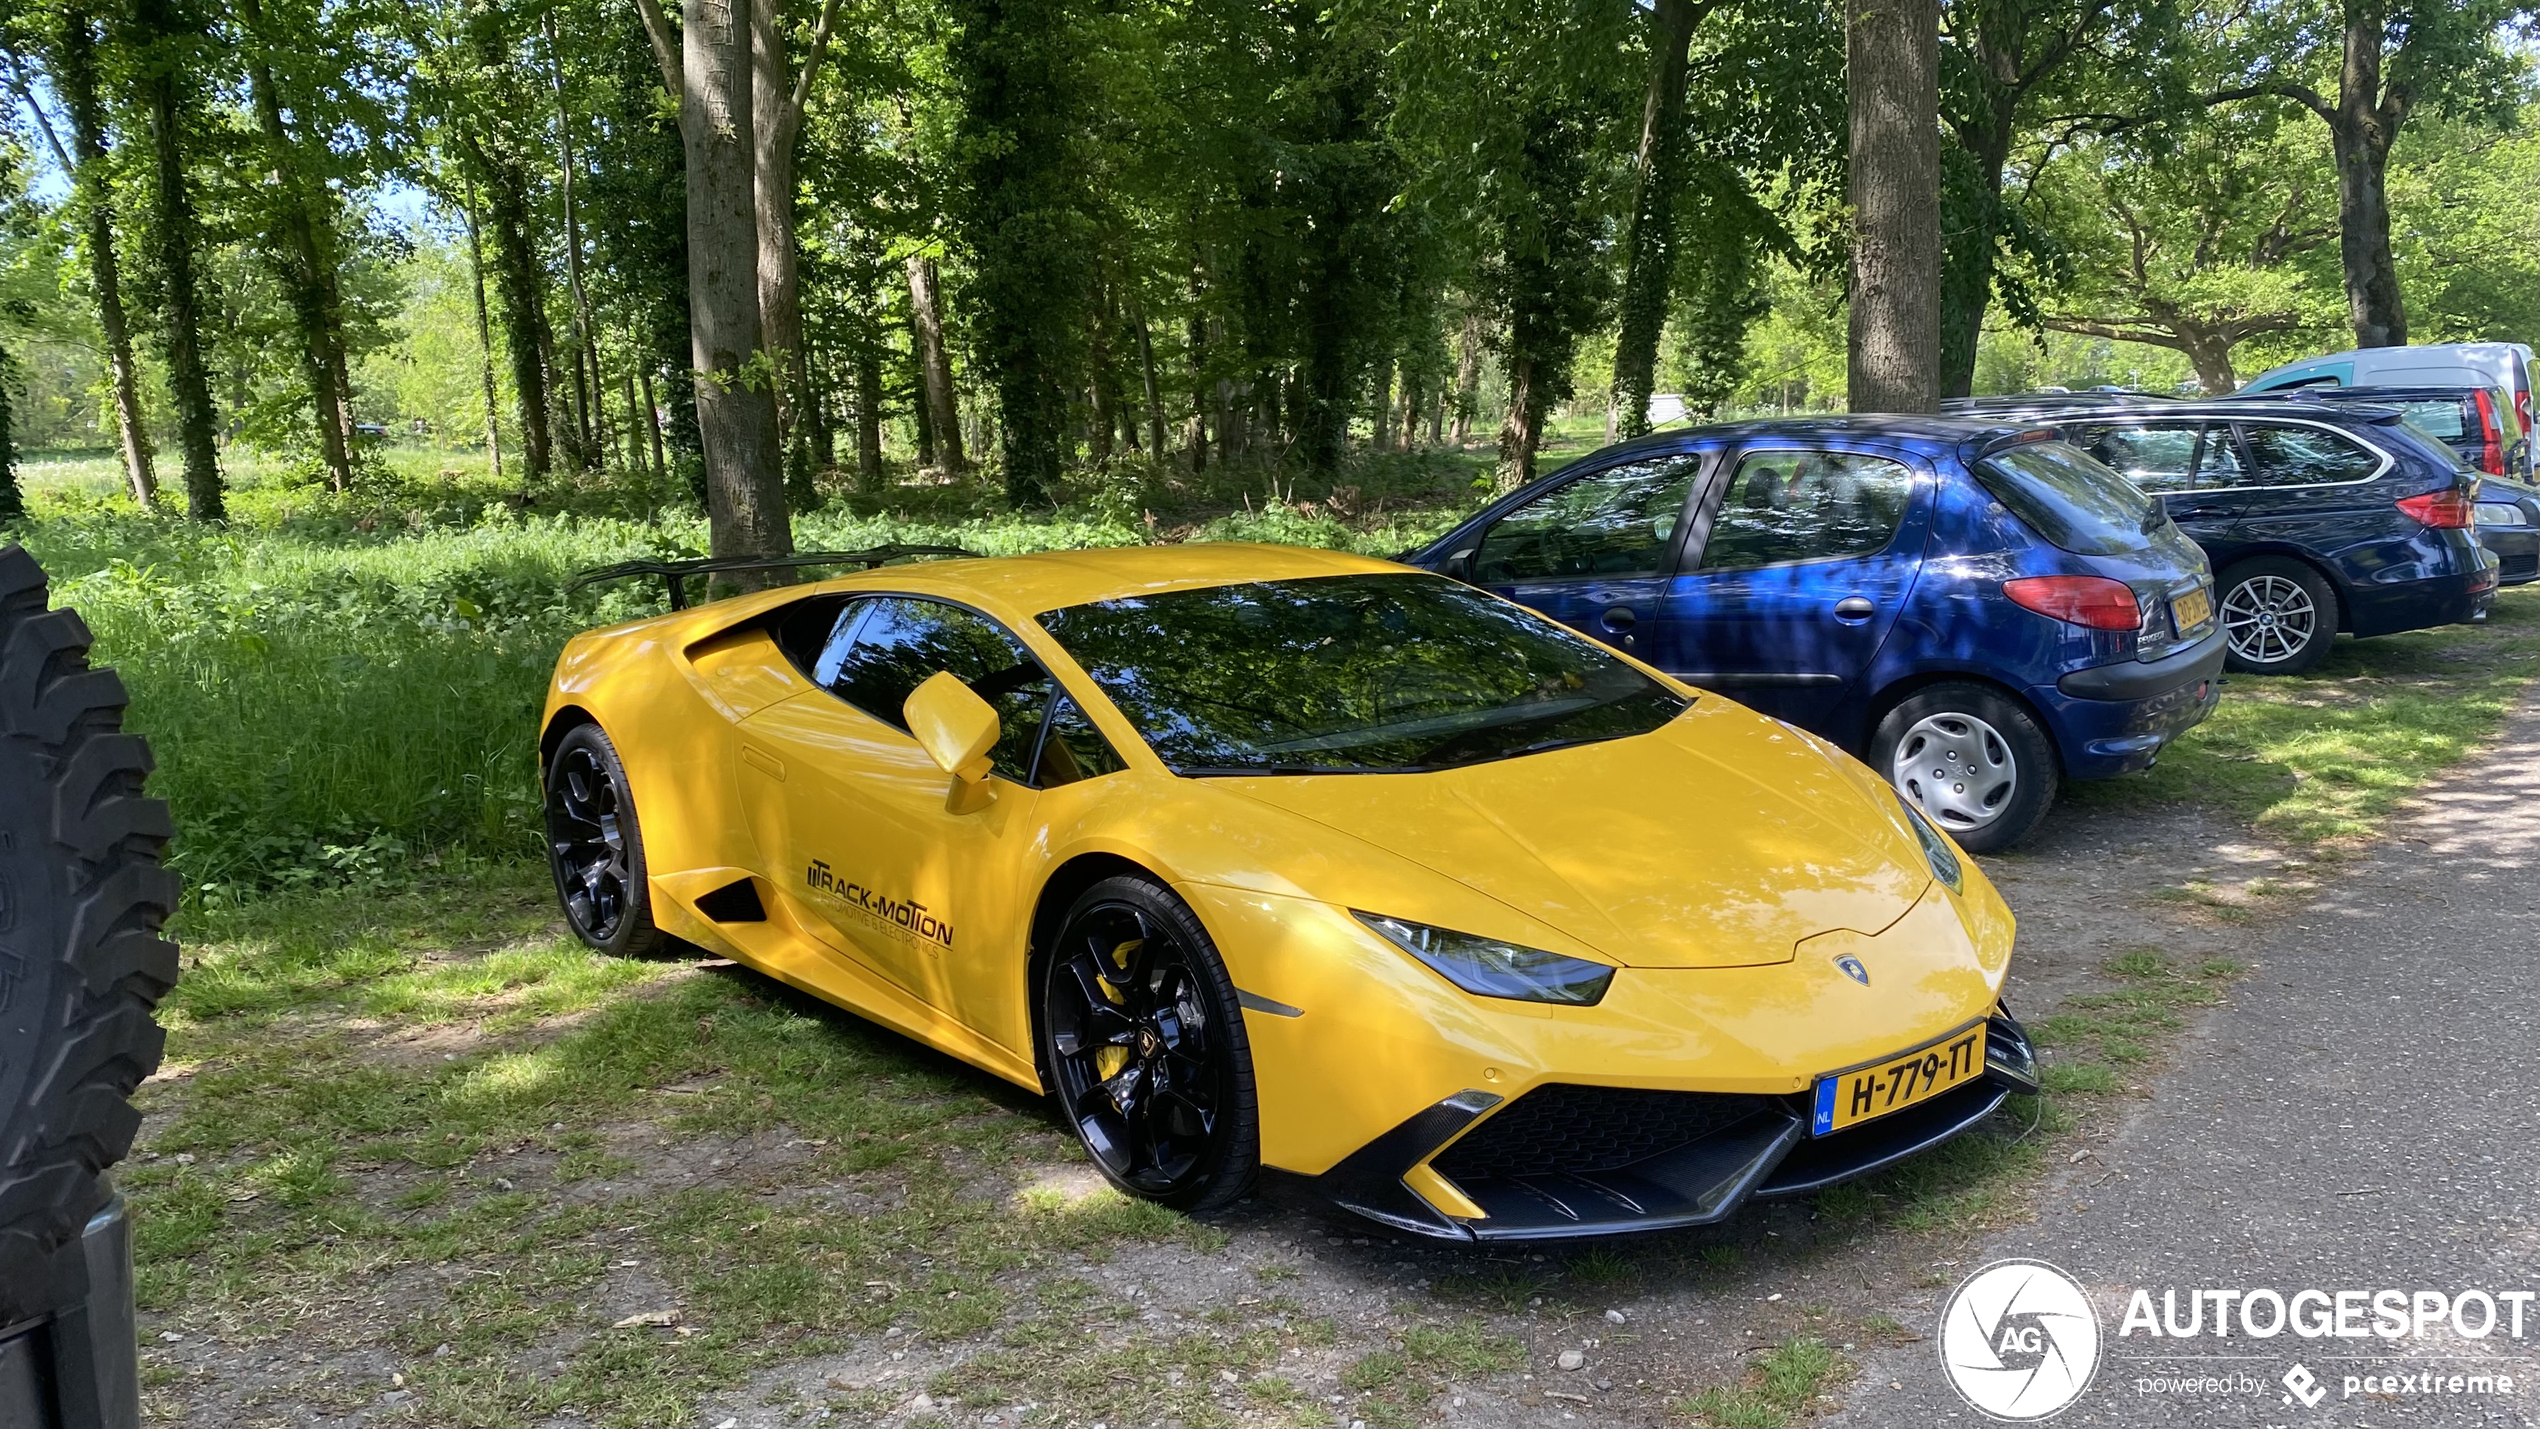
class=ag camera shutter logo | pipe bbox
[1938,1258,2102,1420]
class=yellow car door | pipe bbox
[739,595,1060,1052]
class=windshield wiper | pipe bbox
[1173,763,1431,777]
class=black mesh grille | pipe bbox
[2501,553,2537,583]
[1431,1084,1773,1181]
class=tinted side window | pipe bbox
[1972,441,2157,557]
[2194,425,2249,487]
[818,597,1048,781]
[2075,423,2198,493]
[2235,424,2383,486]
[1032,695,1126,786]
[1472,455,1701,583]
[1699,452,1914,570]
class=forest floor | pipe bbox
[113,578,2540,1429]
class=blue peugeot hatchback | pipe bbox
[1405,419,2224,851]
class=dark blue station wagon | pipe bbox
[1406,418,2224,851]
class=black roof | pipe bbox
[1942,393,2411,426]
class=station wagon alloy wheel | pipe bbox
[2220,574,2320,668]
[1891,712,2018,835]
[1042,879,1258,1210]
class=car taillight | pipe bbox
[2002,575,2142,630]
[2473,390,2507,476]
[2397,488,2478,528]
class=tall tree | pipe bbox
[1847,0,1943,413]
[748,0,843,500]
[126,0,225,520]
[8,11,155,506]
[904,253,966,471]
[1610,0,1709,442]
[946,0,1092,505]
[449,0,557,480]
[636,0,793,559]
[2208,0,2538,350]
[1935,0,2171,397]
[240,0,360,492]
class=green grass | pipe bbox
[2064,584,2540,846]
[14,444,1498,903]
[1681,1337,1841,1428]
[1340,1319,1525,1426]
[126,875,1256,1426]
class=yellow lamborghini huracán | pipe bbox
[542,542,2036,1239]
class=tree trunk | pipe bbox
[460,188,504,478]
[751,0,806,444]
[1846,0,1943,414]
[241,0,355,492]
[1495,354,1542,491]
[463,7,555,481]
[640,364,666,476]
[544,11,603,466]
[904,255,967,472]
[620,367,649,478]
[855,331,885,489]
[673,0,790,560]
[1087,278,1115,463]
[1370,361,1395,452]
[2332,14,2405,348]
[1129,292,1165,459]
[803,341,834,467]
[48,6,155,507]
[133,0,222,521]
[1450,310,1482,446]
[1612,0,1703,441]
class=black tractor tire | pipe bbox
[0,544,179,1324]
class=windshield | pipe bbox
[1975,440,2165,556]
[1036,573,1690,775]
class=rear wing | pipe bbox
[567,544,981,611]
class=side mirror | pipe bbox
[903,672,1000,811]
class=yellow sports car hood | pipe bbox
[1217,699,1930,969]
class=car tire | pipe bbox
[1037,874,1260,1214]
[542,722,667,959]
[0,544,179,1324]
[1871,682,2059,855]
[2216,556,2338,676]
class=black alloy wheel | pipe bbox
[1040,876,1259,1212]
[543,722,664,957]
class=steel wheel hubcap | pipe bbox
[2221,575,2318,665]
[1891,712,2018,833]
[1047,902,1221,1193]
[545,745,632,942]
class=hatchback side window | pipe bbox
[816,597,1049,781]
[2234,424,2383,487]
[2075,423,2198,493]
[1698,451,1914,570]
[1471,455,1701,583]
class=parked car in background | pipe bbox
[1405,419,2224,852]
[2238,342,2535,476]
[2253,384,2531,481]
[1966,397,2499,675]
[2468,475,2540,587]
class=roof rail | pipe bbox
[567,544,983,610]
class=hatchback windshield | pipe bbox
[1975,439,2164,556]
[1037,573,1689,775]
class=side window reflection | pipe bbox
[1472,455,1701,583]
[1698,452,1914,570]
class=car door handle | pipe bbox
[1833,597,1875,623]
[1600,605,1638,631]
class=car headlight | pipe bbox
[2475,501,2530,528]
[1353,912,1615,1005]
[1895,796,1964,893]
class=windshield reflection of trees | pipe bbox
[1039,574,1690,774]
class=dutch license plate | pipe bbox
[2172,586,2213,634]
[1811,1025,1987,1135]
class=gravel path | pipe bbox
[1828,685,2540,1428]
